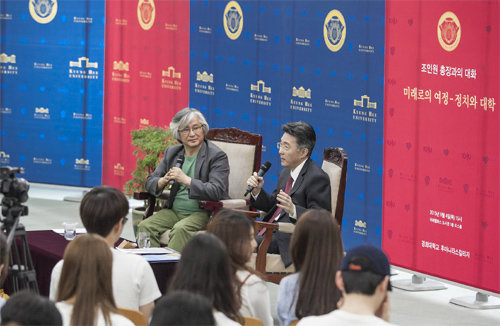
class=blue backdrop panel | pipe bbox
[0,0,104,186]
[190,0,385,249]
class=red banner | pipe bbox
[102,0,190,189]
[383,1,499,293]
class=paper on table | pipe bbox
[116,247,178,255]
[52,228,87,235]
[143,253,181,262]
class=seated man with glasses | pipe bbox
[137,107,230,251]
[50,186,161,320]
[246,121,331,267]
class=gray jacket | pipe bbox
[145,140,230,208]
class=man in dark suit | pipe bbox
[246,121,331,266]
[137,108,229,251]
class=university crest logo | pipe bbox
[224,1,243,40]
[137,0,155,30]
[323,9,346,52]
[29,0,58,24]
[437,11,461,52]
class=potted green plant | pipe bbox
[124,125,178,234]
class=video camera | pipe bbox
[0,167,38,293]
[0,166,30,229]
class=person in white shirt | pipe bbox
[207,209,273,326]
[298,244,397,326]
[55,234,134,326]
[169,233,241,326]
[50,186,161,320]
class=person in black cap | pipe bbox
[298,244,396,326]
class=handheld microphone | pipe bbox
[244,161,272,196]
[168,155,185,188]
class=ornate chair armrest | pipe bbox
[253,221,278,273]
[277,222,295,234]
[133,192,156,219]
[220,199,248,209]
[199,200,223,212]
[133,192,153,200]
[232,209,261,218]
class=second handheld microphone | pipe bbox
[244,161,272,196]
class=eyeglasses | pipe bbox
[277,142,291,152]
[122,217,128,225]
[179,124,204,135]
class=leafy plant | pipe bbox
[124,125,178,196]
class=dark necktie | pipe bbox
[258,176,294,236]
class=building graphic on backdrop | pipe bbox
[137,0,155,30]
[29,0,58,24]
[290,86,312,112]
[112,60,130,83]
[354,95,377,109]
[69,57,99,79]
[113,163,125,176]
[34,107,50,120]
[0,107,12,114]
[352,94,377,123]
[224,1,243,40]
[195,71,215,96]
[250,80,272,106]
[0,53,18,75]
[437,11,461,52]
[0,152,10,164]
[161,66,182,90]
[354,219,368,236]
[323,9,346,52]
[74,158,91,171]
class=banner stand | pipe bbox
[450,293,500,310]
[392,275,447,292]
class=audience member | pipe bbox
[1,290,62,325]
[55,234,133,326]
[169,233,241,326]
[138,107,230,250]
[298,244,395,326]
[150,290,215,326]
[50,186,161,319]
[277,209,344,326]
[207,209,273,326]
[246,121,331,267]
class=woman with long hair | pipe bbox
[207,209,273,326]
[169,233,241,326]
[277,209,344,325]
[55,234,133,326]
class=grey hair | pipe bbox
[170,108,209,142]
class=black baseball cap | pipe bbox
[341,244,392,290]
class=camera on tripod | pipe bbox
[0,166,37,293]
[0,166,30,230]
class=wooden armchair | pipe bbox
[251,147,348,284]
[199,127,262,214]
